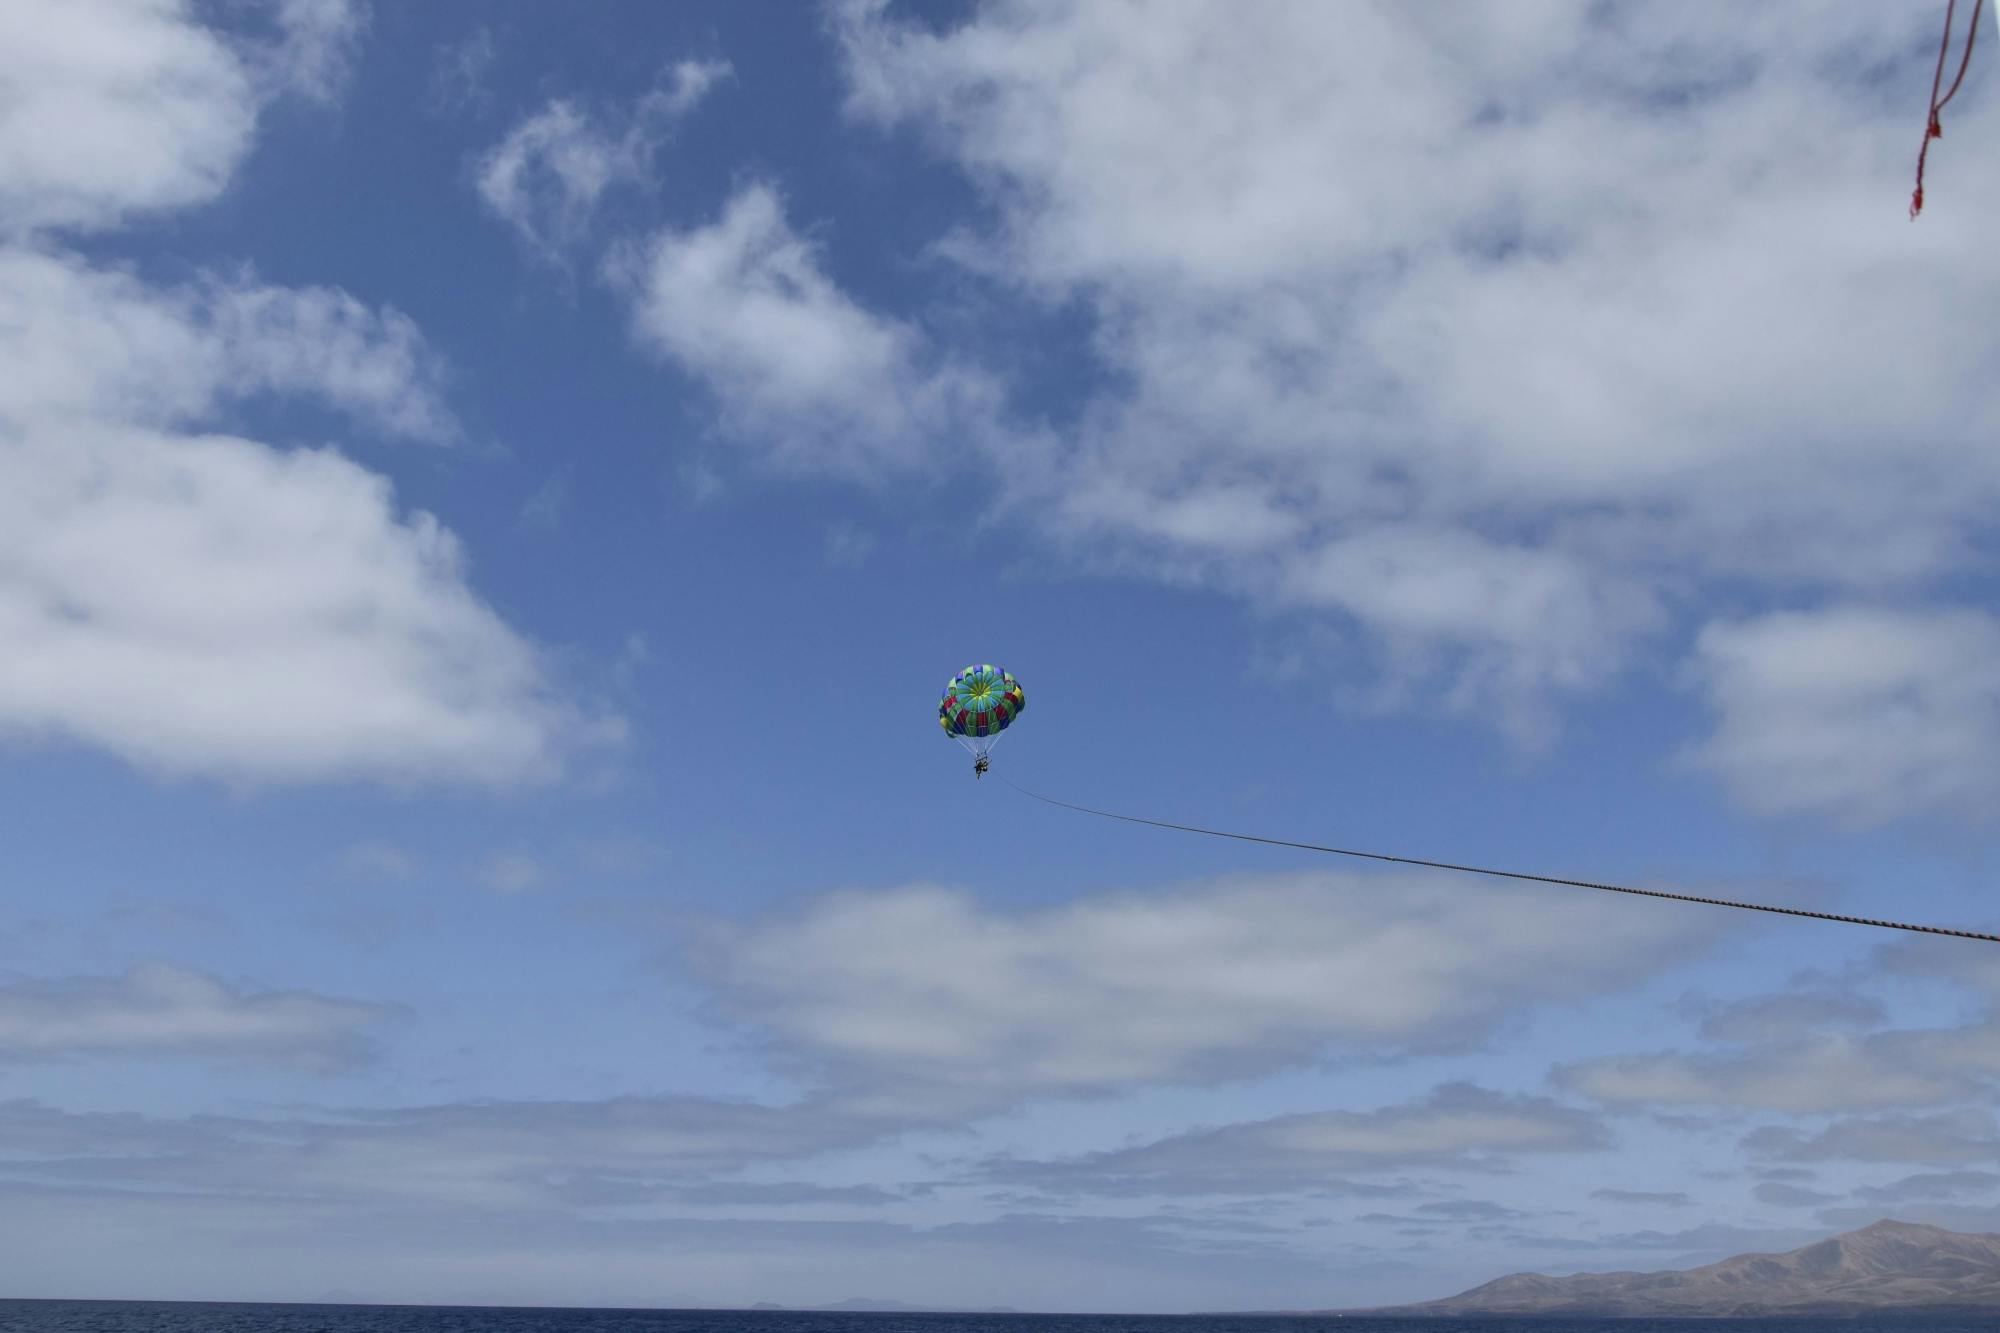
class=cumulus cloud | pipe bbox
[477,59,731,253]
[1276,527,1662,738]
[619,183,1004,474]
[0,965,393,1069]
[1555,949,2000,1114]
[1744,1110,2000,1165]
[810,0,2000,763]
[0,413,608,785]
[0,0,368,236]
[1544,920,2000,1112]
[0,0,255,235]
[0,8,615,788]
[698,871,1721,1116]
[980,1084,1608,1197]
[1686,607,2000,827]
[1555,980,2000,1115]
[2,251,457,443]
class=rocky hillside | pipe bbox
[1375,1219,2000,1316]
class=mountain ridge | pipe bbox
[1351,1219,2000,1317]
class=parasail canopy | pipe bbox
[938,663,1026,765]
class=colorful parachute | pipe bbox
[938,663,1025,774]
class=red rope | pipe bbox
[1914,0,1986,218]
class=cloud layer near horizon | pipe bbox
[0,965,394,1068]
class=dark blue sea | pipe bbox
[1,1306,1995,1333]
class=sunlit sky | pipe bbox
[4,0,2000,1314]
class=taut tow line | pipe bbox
[1001,778,2000,945]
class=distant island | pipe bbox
[747,1299,1019,1313]
[1347,1219,2000,1318]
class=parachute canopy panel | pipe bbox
[939,663,1025,762]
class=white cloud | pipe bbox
[620,183,1003,474]
[0,1162,1360,1311]
[1686,607,2000,826]
[1277,527,1662,739]
[820,0,2000,749]
[653,57,731,118]
[0,1091,880,1213]
[0,7,616,788]
[0,964,393,1068]
[0,0,370,237]
[206,275,461,443]
[1745,1110,2000,1165]
[477,60,732,253]
[0,251,458,444]
[982,1083,1608,1196]
[1556,1033,1978,1114]
[0,412,607,786]
[1556,961,2000,1114]
[260,0,369,103]
[699,871,1721,1116]
[0,0,256,235]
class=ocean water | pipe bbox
[0,1305,1994,1333]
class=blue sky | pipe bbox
[3,0,2000,1313]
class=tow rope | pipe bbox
[1003,779,2000,944]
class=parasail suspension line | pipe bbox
[1912,0,1987,217]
